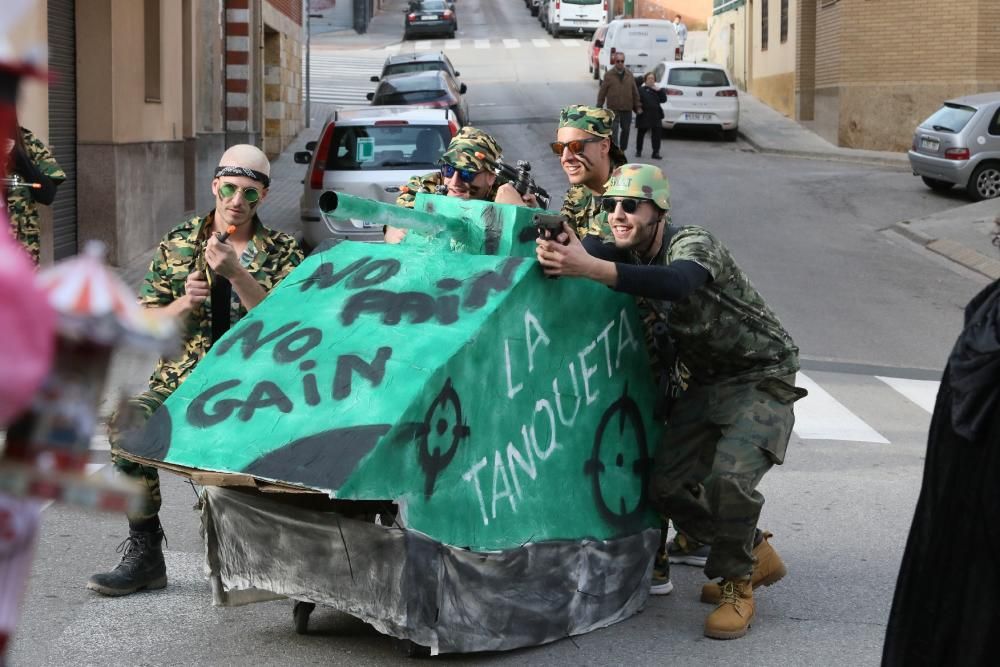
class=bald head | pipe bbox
[215,144,271,187]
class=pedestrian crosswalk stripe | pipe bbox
[875,376,939,414]
[793,373,890,443]
[532,39,550,48]
[384,43,401,54]
[474,39,490,49]
[414,40,434,50]
[560,38,584,47]
[503,39,520,48]
[445,40,461,50]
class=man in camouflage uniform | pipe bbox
[553,105,626,239]
[4,126,65,264]
[87,145,303,597]
[536,164,807,640]
[386,126,530,243]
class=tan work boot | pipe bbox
[704,577,754,639]
[701,531,787,604]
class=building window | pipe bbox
[761,0,769,51]
[144,0,161,102]
[780,0,788,42]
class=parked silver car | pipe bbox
[294,106,459,250]
[908,92,1000,201]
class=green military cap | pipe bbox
[439,126,503,172]
[603,163,671,210]
[558,105,627,164]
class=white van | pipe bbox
[598,19,679,81]
[547,0,609,37]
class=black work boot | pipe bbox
[86,528,167,596]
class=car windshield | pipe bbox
[667,68,730,87]
[920,104,978,133]
[415,0,447,10]
[324,124,451,171]
[566,0,601,4]
[384,62,447,76]
[376,90,448,105]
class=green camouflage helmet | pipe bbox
[558,105,627,165]
[439,126,503,172]
[603,163,671,210]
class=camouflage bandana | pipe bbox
[558,105,627,164]
[439,126,503,172]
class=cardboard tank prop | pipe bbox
[119,191,664,655]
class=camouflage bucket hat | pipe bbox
[603,163,671,210]
[440,126,503,172]
[558,105,627,165]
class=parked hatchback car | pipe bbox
[653,61,739,141]
[908,92,1000,201]
[294,106,460,249]
[404,0,457,39]
[588,24,608,80]
[371,52,461,86]
[367,70,470,127]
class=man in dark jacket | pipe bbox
[597,53,641,152]
[635,72,667,159]
[882,220,1000,666]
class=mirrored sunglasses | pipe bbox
[440,163,478,183]
[549,137,603,155]
[600,196,644,214]
[218,182,261,203]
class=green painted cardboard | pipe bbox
[126,196,661,551]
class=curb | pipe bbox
[737,130,909,170]
[889,221,1000,280]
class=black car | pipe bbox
[367,70,470,127]
[404,0,458,39]
[370,52,461,87]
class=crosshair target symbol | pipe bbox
[417,378,470,498]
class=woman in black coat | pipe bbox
[635,72,666,159]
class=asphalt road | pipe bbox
[10,1,989,665]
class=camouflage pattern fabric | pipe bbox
[395,170,500,209]
[649,374,801,579]
[440,126,502,172]
[558,149,627,238]
[108,390,169,523]
[558,104,627,165]
[5,127,65,264]
[602,163,671,210]
[139,212,303,395]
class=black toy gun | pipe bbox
[494,158,550,210]
[532,212,571,245]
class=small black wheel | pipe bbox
[293,601,316,635]
[722,128,738,142]
[395,638,432,658]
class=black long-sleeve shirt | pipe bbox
[582,234,710,301]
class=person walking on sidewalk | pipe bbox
[86,145,303,597]
[673,15,688,59]
[635,73,667,159]
[554,105,627,238]
[597,55,641,153]
[535,164,806,640]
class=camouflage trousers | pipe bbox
[649,374,802,580]
[109,389,171,525]
[7,215,40,264]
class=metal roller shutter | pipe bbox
[47,0,77,259]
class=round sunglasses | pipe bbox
[218,182,262,203]
[440,163,479,183]
[600,196,645,214]
[549,137,603,156]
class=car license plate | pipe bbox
[421,14,436,20]
[685,113,712,121]
[920,137,940,151]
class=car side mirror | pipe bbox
[454,70,460,76]
[370,75,379,82]
[459,83,467,94]
[293,151,312,164]
[366,92,375,101]
[305,141,317,151]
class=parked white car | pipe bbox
[598,19,679,82]
[653,61,740,141]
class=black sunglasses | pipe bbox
[549,137,603,155]
[600,197,644,214]
[440,163,478,183]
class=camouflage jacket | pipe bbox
[140,212,303,395]
[395,171,499,209]
[5,127,65,262]
[646,225,800,384]
[559,158,626,238]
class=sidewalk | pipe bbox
[737,90,1000,280]
[309,0,407,52]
